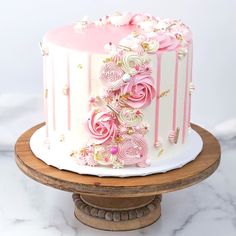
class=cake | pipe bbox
[35,12,198,173]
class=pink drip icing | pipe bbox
[187,45,193,128]
[88,54,92,111]
[172,51,179,131]
[154,53,162,145]
[67,55,71,130]
[52,56,56,131]
[182,47,190,143]
[43,57,48,137]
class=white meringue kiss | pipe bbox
[110,12,132,26]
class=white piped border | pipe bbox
[30,125,203,177]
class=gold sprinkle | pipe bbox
[176,34,183,41]
[103,57,112,63]
[127,127,135,135]
[94,108,101,114]
[44,89,48,98]
[77,64,83,69]
[115,136,124,143]
[117,44,132,51]
[116,61,123,67]
[70,151,78,157]
[59,134,65,142]
[166,23,176,30]
[131,31,139,37]
[62,85,69,96]
[158,148,164,157]
[120,93,130,100]
[141,42,150,51]
[106,104,119,115]
[159,89,170,98]
[174,127,180,144]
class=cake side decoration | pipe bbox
[76,13,166,168]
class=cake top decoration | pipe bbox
[44,12,191,54]
[74,12,192,53]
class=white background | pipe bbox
[0,0,235,149]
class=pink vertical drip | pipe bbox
[52,56,56,131]
[87,54,92,111]
[182,47,190,143]
[43,57,48,137]
[187,44,193,128]
[172,51,179,131]
[154,53,162,145]
[67,55,71,130]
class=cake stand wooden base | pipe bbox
[15,123,221,231]
[73,194,162,231]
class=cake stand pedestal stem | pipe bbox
[72,194,162,231]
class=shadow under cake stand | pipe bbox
[15,123,221,231]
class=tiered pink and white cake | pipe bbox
[31,12,202,176]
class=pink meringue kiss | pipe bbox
[99,62,125,91]
[129,13,150,25]
[120,73,156,108]
[117,134,149,167]
[168,128,180,144]
[87,110,117,144]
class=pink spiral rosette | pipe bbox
[99,62,125,91]
[87,110,117,144]
[156,32,180,51]
[117,134,148,167]
[120,73,156,108]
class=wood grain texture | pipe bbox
[15,123,221,197]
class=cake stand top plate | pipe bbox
[15,123,221,197]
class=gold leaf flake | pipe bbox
[77,64,83,69]
[62,85,69,96]
[44,89,48,98]
[59,134,65,142]
[159,89,170,98]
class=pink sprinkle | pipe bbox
[135,65,140,71]
[135,110,142,115]
[104,157,109,162]
[89,97,96,103]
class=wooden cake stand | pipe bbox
[15,123,221,231]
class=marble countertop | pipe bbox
[0,140,236,236]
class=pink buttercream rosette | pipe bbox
[87,110,118,144]
[117,134,149,167]
[120,72,156,109]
